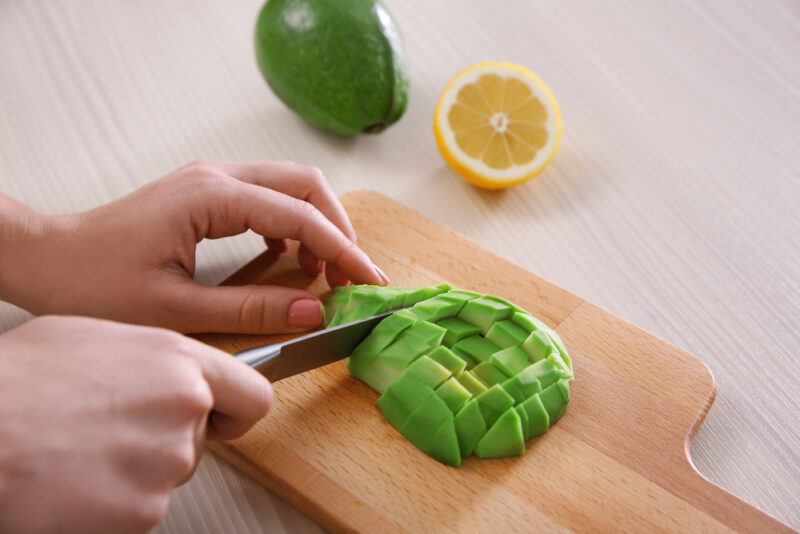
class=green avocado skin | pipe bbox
[255,0,408,136]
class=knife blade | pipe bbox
[234,311,394,382]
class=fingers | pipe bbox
[202,181,382,285]
[166,282,324,334]
[198,160,374,286]
[264,237,288,254]
[298,243,323,277]
[181,339,273,440]
[210,160,357,241]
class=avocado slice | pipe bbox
[436,317,482,347]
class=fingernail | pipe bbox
[372,264,390,286]
[288,299,323,328]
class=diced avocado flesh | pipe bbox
[436,377,472,414]
[324,284,573,466]
[401,355,452,389]
[326,284,451,327]
[377,376,436,429]
[398,393,452,447]
[515,404,531,440]
[428,346,467,376]
[452,335,500,365]
[425,421,461,467]
[521,330,555,362]
[458,297,513,334]
[437,317,482,347]
[490,346,530,376]
[485,319,529,349]
[475,408,525,458]
[454,399,486,457]
[411,296,465,322]
[476,384,515,428]
[471,360,511,387]
[355,335,430,393]
[539,380,570,424]
[521,393,550,437]
[457,371,488,396]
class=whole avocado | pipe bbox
[255,0,408,136]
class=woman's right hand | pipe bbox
[0,315,272,534]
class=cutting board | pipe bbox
[198,191,789,533]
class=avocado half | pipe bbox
[255,0,409,136]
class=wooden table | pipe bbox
[1,0,797,531]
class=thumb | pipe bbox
[166,283,324,334]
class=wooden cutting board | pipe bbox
[198,191,789,533]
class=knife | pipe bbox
[234,311,394,382]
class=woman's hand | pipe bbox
[0,160,388,334]
[0,315,272,533]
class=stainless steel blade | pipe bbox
[234,311,394,382]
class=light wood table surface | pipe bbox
[1,0,798,531]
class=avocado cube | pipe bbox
[476,384,515,428]
[485,319,529,349]
[475,407,525,459]
[401,355,452,389]
[458,297,513,334]
[490,346,530,376]
[482,295,526,313]
[411,297,465,322]
[428,346,467,376]
[457,371,488,396]
[399,394,453,453]
[435,377,473,414]
[439,289,481,304]
[404,321,447,348]
[500,370,542,405]
[520,394,550,437]
[539,380,570,424]
[511,311,547,333]
[521,330,555,362]
[377,376,436,429]
[515,405,531,441]
[350,312,416,361]
[452,335,501,364]
[454,399,487,458]
[360,335,431,392]
[400,285,450,307]
[436,317,482,347]
[424,421,461,467]
[546,329,573,373]
[528,358,570,389]
[513,364,544,398]
[471,361,511,387]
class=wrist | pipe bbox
[0,195,54,306]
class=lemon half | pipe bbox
[434,61,563,189]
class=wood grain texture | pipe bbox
[200,191,790,532]
[0,0,798,531]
